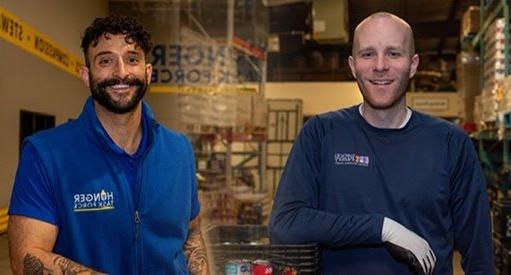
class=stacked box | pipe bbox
[477,17,511,127]
[175,92,266,133]
[251,94,268,129]
[461,6,480,41]
[483,18,509,90]
[503,76,511,113]
[457,51,481,122]
[177,93,237,128]
[199,190,237,225]
[177,93,253,129]
[478,86,499,124]
[199,186,270,226]
[474,94,483,127]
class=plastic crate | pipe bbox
[205,225,319,274]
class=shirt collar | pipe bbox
[78,97,155,156]
[358,104,412,129]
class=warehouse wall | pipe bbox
[0,1,108,207]
[265,82,363,115]
[265,83,460,118]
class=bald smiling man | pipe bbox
[269,12,493,275]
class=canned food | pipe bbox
[252,260,273,275]
[225,261,238,275]
[280,266,298,275]
[239,260,252,275]
[225,260,252,275]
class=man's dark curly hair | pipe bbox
[81,15,152,66]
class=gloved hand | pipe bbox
[381,217,436,275]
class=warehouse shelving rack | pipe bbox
[472,0,510,68]
[266,99,303,197]
[192,130,267,191]
[469,3,511,273]
[469,0,511,191]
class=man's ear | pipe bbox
[145,63,153,85]
[409,54,419,78]
[80,66,90,88]
[348,56,357,79]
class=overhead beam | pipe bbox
[437,0,461,56]
[266,0,308,7]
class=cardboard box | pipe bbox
[457,52,480,97]
[461,6,480,39]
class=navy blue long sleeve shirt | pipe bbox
[269,106,493,274]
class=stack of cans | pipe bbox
[225,259,298,275]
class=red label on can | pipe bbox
[252,261,272,275]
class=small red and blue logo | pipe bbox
[334,153,370,166]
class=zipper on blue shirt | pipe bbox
[132,121,155,273]
[134,210,141,241]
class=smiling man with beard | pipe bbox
[8,15,209,275]
[269,12,493,275]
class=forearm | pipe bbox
[8,216,105,275]
[184,218,209,275]
[450,137,494,274]
[12,248,104,275]
[269,201,384,247]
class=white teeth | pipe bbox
[110,84,130,89]
[370,80,392,85]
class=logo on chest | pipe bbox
[73,189,115,212]
[334,153,370,167]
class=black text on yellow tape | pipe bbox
[0,6,83,78]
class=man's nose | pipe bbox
[113,58,130,79]
[374,55,389,72]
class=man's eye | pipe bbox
[98,58,112,66]
[388,52,401,58]
[127,56,140,64]
[361,52,373,58]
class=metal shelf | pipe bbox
[471,1,511,189]
[193,132,267,192]
[472,0,505,48]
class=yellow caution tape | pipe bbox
[0,207,7,234]
[0,223,7,234]
[0,6,83,78]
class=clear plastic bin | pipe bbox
[205,225,319,274]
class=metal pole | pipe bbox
[170,0,181,45]
[227,0,234,83]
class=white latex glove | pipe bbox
[381,217,436,275]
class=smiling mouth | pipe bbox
[108,84,133,93]
[368,79,394,85]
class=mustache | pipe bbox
[96,77,145,89]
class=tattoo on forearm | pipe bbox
[184,228,208,275]
[23,254,50,275]
[53,256,95,274]
[22,253,102,275]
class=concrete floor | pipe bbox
[0,233,465,274]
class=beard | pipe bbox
[89,73,148,114]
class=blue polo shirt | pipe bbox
[100,115,149,201]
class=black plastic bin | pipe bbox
[206,225,320,274]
